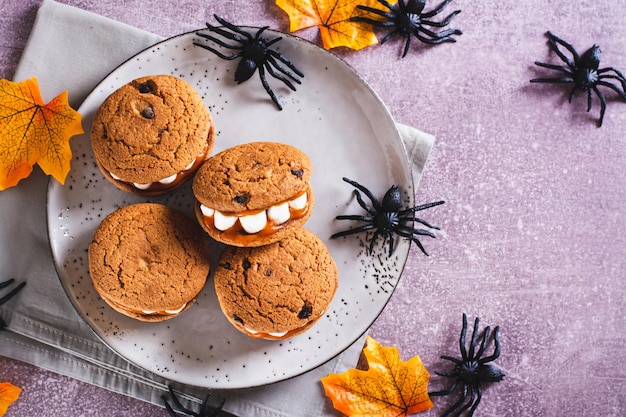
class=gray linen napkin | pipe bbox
[0,1,434,416]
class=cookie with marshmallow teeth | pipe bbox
[192,141,314,247]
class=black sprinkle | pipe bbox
[291,169,304,178]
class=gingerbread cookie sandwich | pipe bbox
[91,74,215,196]
[88,203,211,322]
[192,141,314,247]
[214,228,338,340]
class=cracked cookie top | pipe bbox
[91,74,215,195]
[88,203,211,322]
[192,141,314,247]
[213,228,338,340]
[192,141,312,212]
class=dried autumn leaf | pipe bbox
[0,382,21,416]
[321,335,433,417]
[0,77,83,190]
[276,0,381,50]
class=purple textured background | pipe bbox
[1,1,625,416]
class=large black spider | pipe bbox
[351,0,462,58]
[162,385,225,417]
[330,177,444,257]
[194,14,303,111]
[530,31,626,127]
[0,279,26,330]
[429,314,505,417]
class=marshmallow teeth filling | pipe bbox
[110,150,205,190]
[201,192,308,234]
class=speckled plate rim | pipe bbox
[47,28,415,389]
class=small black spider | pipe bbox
[429,314,505,417]
[530,31,626,127]
[351,0,462,58]
[162,385,225,417]
[194,14,304,111]
[0,279,26,330]
[330,177,444,256]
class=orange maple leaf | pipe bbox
[0,382,21,416]
[0,77,83,190]
[322,335,433,417]
[276,0,381,50]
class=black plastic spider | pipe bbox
[330,177,444,257]
[530,31,626,127]
[351,0,462,58]
[194,14,304,111]
[429,314,505,417]
[0,279,26,330]
[162,385,225,417]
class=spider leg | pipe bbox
[162,398,179,417]
[387,232,395,256]
[421,10,462,28]
[474,325,491,360]
[264,61,299,91]
[598,80,626,100]
[352,190,378,215]
[568,85,579,103]
[395,228,437,256]
[452,384,476,417]
[408,235,430,255]
[467,316,481,360]
[330,224,376,239]
[353,4,395,19]
[398,200,445,215]
[379,29,401,45]
[193,40,242,61]
[265,55,302,86]
[335,214,375,222]
[350,16,397,28]
[440,384,468,416]
[163,386,196,416]
[267,50,305,78]
[532,61,574,75]
[592,85,606,127]
[0,279,26,305]
[395,225,437,239]
[402,34,412,58]
[546,31,579,67]
[467,384,483,417]
[368,230,383,255]
[203,397,226,417]
[253,26,271,41]
[414,29,459,45]
[197,24,248,46]
[530,76,575,83]
[429,379,460,396]
[421,0,456,18]
[213,14,253,41]
[341,177,382,212]
[598,67,626,91]
[257,65,282,110]
[398,215,441,231]
[587,88,593,112]
[440,355,463,365]
[459,313,469,360]
[478,326,501,363]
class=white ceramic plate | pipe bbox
[47,29,413,389]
